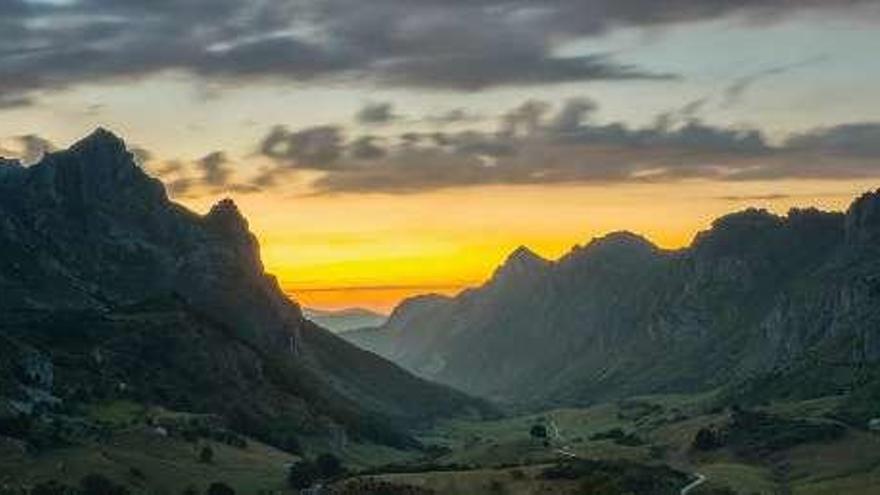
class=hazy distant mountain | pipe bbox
[304,307,387,333]
[345,197,880,413]
[0,129,492,449]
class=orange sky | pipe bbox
[180,178,877,313]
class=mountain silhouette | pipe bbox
[0,129,492,449]
[344,197,880,416]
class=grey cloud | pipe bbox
[423,108,485,126]
[260,125,346,169]
[350,136,388,160]
[785,123,880,158]
[256,98,880,194]
[3,0,870,104]
[197,151,232,188]
[548,98,598,134]
[356,102,398,125]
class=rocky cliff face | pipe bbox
[0,129,491,448]
[344,198,880,408]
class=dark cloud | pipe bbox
[197,151,232,188]
[349,136,388,160]
[140,148,261,198]
[255,98,880,194]
[785,123,880,158]
[260,125,346,169]
[356,102,398,125]
[1,0,872,104]
[423,108,485,126]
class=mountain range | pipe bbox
[304,307,387,333]
[343,196,880,418]
[0,129,491,451]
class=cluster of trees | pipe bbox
[590,427,645,447]
[27,474,130,495]
[287,453,345,489]
[10,474,239,495]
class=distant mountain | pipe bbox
[343,198,880,415]
[304,307,387,333]
[0,129,492,450]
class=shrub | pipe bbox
[316,453,344,479]
[30,480,75,495]
[79,473,129,495]
[288,460,320,489]
[281,435,302,455]
[692,427,722,451]
[206,482,235,495]
[529,424,547,440]
[199,445,214,464]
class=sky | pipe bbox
[2,1,880,312]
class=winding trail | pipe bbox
[680,473,706,495]
[547,416,708,494]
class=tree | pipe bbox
[199,445,214,463]
[287,460,320,489]
[282,435,302,455]
[206,482,235,495]
[692,427,722,451]
[529,424,548,440]
[30,480,74,495]
[316,453,344,478]
[79,474,130,495]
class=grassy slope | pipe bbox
[4,393,878,494]
[0,428,297,494]
[345,392,880,495]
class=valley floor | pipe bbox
[2,393,879,494]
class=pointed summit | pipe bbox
[206,198,250,236]
[506,245,546,265]
[60,126,140,179]
[70,127,128,156]
[491,245,550,284]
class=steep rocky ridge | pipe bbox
[344,197,880,413]
[0,129,492,448]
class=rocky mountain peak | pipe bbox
[205,198,250,236]
[65,127,137,174]
[587,231,656,251]
[845,189,880,244]
[561,231,658,266]
[24,127,165,208]
[490,245,550,284]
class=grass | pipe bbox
[5,392,880,494]
[0,426,298,494]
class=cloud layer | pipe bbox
[251,98,880,194]
[1,0,875,105]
